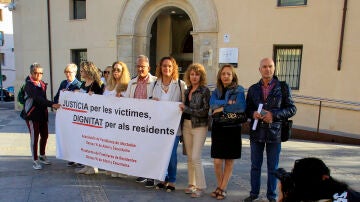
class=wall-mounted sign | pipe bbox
[219,48,238,64]
[223,34,230,43]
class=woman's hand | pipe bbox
[179,103,185,111]
[212,107,224,114]
[152,97,160,101]
[88,91,94,95]
[228,100,236,105]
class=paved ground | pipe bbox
[0,101,359,202]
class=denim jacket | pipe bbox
[183,85,210,128]
[210,85,246,113]
[246,78,297,143]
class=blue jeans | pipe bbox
[164,136,180,183]
[250,141,281,200]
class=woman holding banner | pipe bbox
[209,64,246,200]
[103,61,130,177]
[103,61,130,97]
[76,61,104,175]
[179,63,210,198]
[152,56,186,192]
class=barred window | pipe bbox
[274,45,302,90]
[71,49,87,79]
[278,0,307,7]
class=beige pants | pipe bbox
[182,119,207,189]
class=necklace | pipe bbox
[161,82,170,92]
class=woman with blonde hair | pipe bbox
[78,61,104,95]
[210,64,246,200]
[179,63,210,198]
[152,56,186,192]
[76,61,104,175]
[103,61,130,97]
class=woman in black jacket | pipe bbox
[179,63,210,198]
[24,63,61,170]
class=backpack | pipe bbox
[17,84,26,105]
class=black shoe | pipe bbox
[145,179,155,188]
[75,163,84,168]
[243,195,259,202]
[136,177,147,183]
[155,182,166,189]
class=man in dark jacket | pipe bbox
[24,63,61,170]
[243,58,296,202]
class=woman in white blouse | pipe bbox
[152,56,186,192]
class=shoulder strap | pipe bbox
[178,79,184,102]
[280,81,287,107]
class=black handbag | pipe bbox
[212,111,247,126]
[281,120,293,142]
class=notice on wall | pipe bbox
[219,48,239,64]
[55,91,182,180]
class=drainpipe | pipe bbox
[47,0,54,101]
[337,0,348,71]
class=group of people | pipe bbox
[22,56,359,201]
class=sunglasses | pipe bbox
[103,71,110,74]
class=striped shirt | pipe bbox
[134,75,149,99]
[261,78,275,102]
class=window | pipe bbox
[273,45,303,90]
[72,0,86,19]
[0,31,4,46]
[278,0,307,7]
[71,49,87,79]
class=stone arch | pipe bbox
[117,0,219,83]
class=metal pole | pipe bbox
[0,62,3,101]
[317,101,322,134]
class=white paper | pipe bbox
[252,103,263,130]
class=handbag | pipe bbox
[281,119,293,142]
[212,111,247,126]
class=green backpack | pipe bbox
[17,84,26,105]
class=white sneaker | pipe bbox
[76,166,89,174]
[84,167,98,175]
[39,155,51,165]
[111,172,119,177]
[33,160,43,170]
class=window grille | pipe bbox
[274,45,302,90]
[71,49,87,79]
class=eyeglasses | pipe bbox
[137,65,148,70]
[33,72,43,75]
[103,71,110,74]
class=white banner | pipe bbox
[55,91,182,180]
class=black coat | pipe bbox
[24,76,54,122]
[246,77,297,143]
[54,79,82,103]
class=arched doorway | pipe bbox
[149,7,193,78]
[117,0,218,83]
